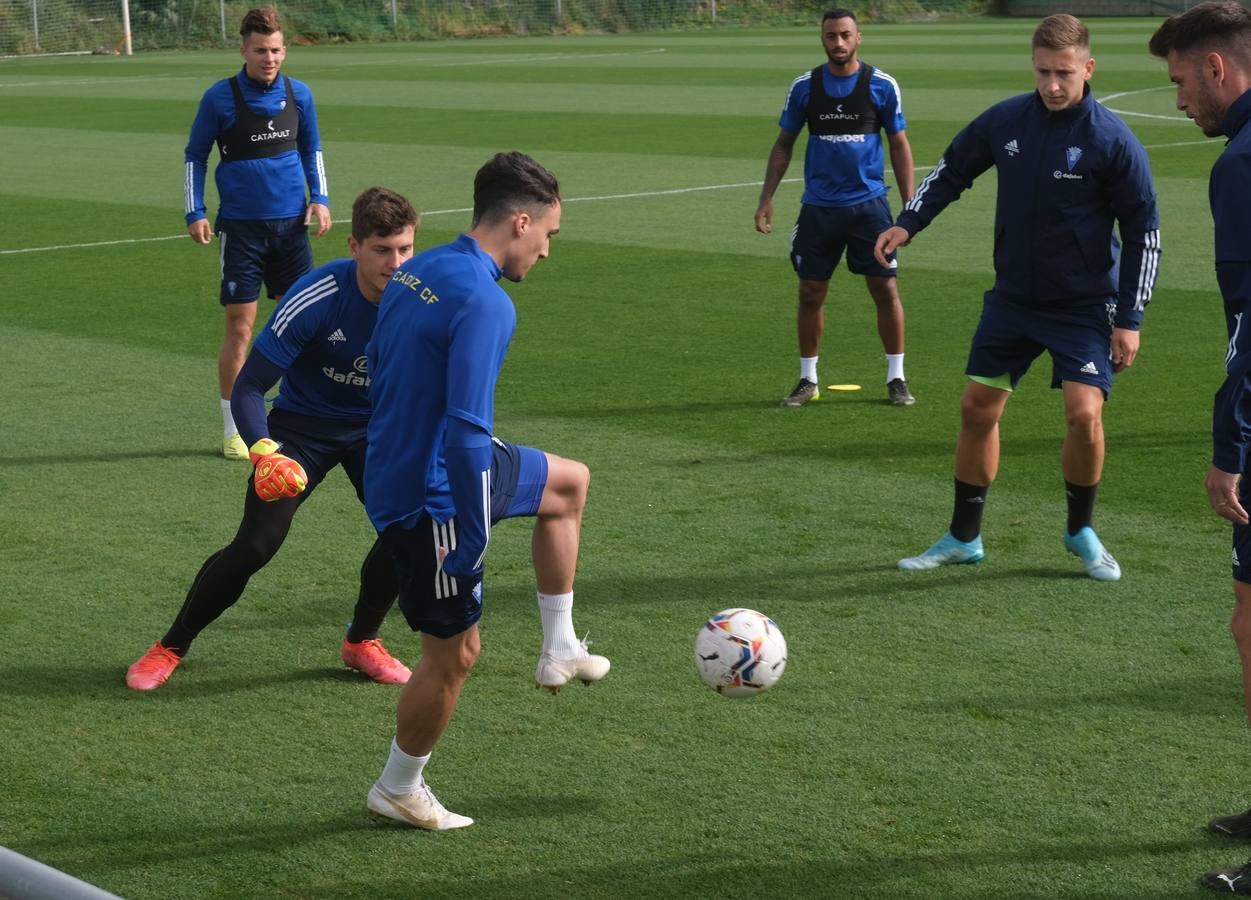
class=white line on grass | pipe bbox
[0,48,668,90]
[0,134,1218,257]
[0,177,802,255]
[1101,85,1193,122]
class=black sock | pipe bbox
[1065,481,1098,536]
[950,479,988,543]
[345,537,400,644]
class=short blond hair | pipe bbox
[1033,14,1089,53]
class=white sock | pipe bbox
[800,356,818,383]
[886,353,905,383]
[378,738,429,794]
[538,591,581,658]
[221,398,237,440]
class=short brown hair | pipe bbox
[351,187,419,242]
[1033,14,1089,53]
[240,6,281,41]
[1148,0,1251,66]
[471,152,560,228]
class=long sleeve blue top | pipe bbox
[1209,89,1251,474]
[183,68,328,224]
[897,85,1159,328]
[365,235,515,583]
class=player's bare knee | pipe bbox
[959,395,999,434]
[567,460,590,506]
[1233,595,1251,648]
[797,282,827,309]
[1064,408,1101,443]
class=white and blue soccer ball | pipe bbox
[694,608,787,697]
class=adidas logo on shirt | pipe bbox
[1079,361,1099,375]
[328,328,347,343]
[1003,139,1019,156]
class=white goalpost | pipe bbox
[1,0,133,57]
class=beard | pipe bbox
[1190,76,1226,138]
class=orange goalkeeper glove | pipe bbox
[248,438,307,502]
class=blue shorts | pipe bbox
[384,439,549,638]
[264,407,369,504]
[966,291,1116,396]
[789,197,897,281]
[216,216,313,305]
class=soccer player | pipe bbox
[754,8,917,408]
[126,187,417,691]
[876,14,1160,581]
[183,6,331,460]
[364,152,609,831]
[1150,4,1251,892]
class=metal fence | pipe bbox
[0,0,987,56]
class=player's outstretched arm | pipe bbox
[874,226,912,268]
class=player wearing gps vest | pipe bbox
[126,188,415,692]
[878,14,1160,582]
[755,7,917,409]
[183,6,330,462]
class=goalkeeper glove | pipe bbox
[248,438,307,502]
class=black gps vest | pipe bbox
[217,74,299,162]
[805,63,880,136]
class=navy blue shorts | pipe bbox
[965,291,1116,396]
[264,407,369,504]
[789,197,897,281]
[384,439,549,638]
[216,216,313,305]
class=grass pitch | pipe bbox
[0,17,1243,899]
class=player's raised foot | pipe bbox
[126,641,183,691]
[898,532,984,571]
[223,432,249,461]
[780,378,819,407]
[1063,526,1121,582]
[535,636,610,694]
[1201,859,1251,893]
[887,378,916,406]
[1210,809,1251,838]
[341,638,412,685]
[367,780,473,830]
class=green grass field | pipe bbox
[0,17,1244,899]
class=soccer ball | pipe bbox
[694,608,787,697]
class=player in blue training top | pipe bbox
[876,14,1160,582]
[755,8,917,408]
[363,152,609,831]
[1151,4,1251,891]
[125,187,417,692]
[183,6,331,461]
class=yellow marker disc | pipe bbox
[826,384,862,391]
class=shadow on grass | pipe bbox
[0,662,366,699]
[338,837,1220,900]
[918,674,1239,719]
[12,793,606,871]
[36,833,1216,899]
[0,447,221,468]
